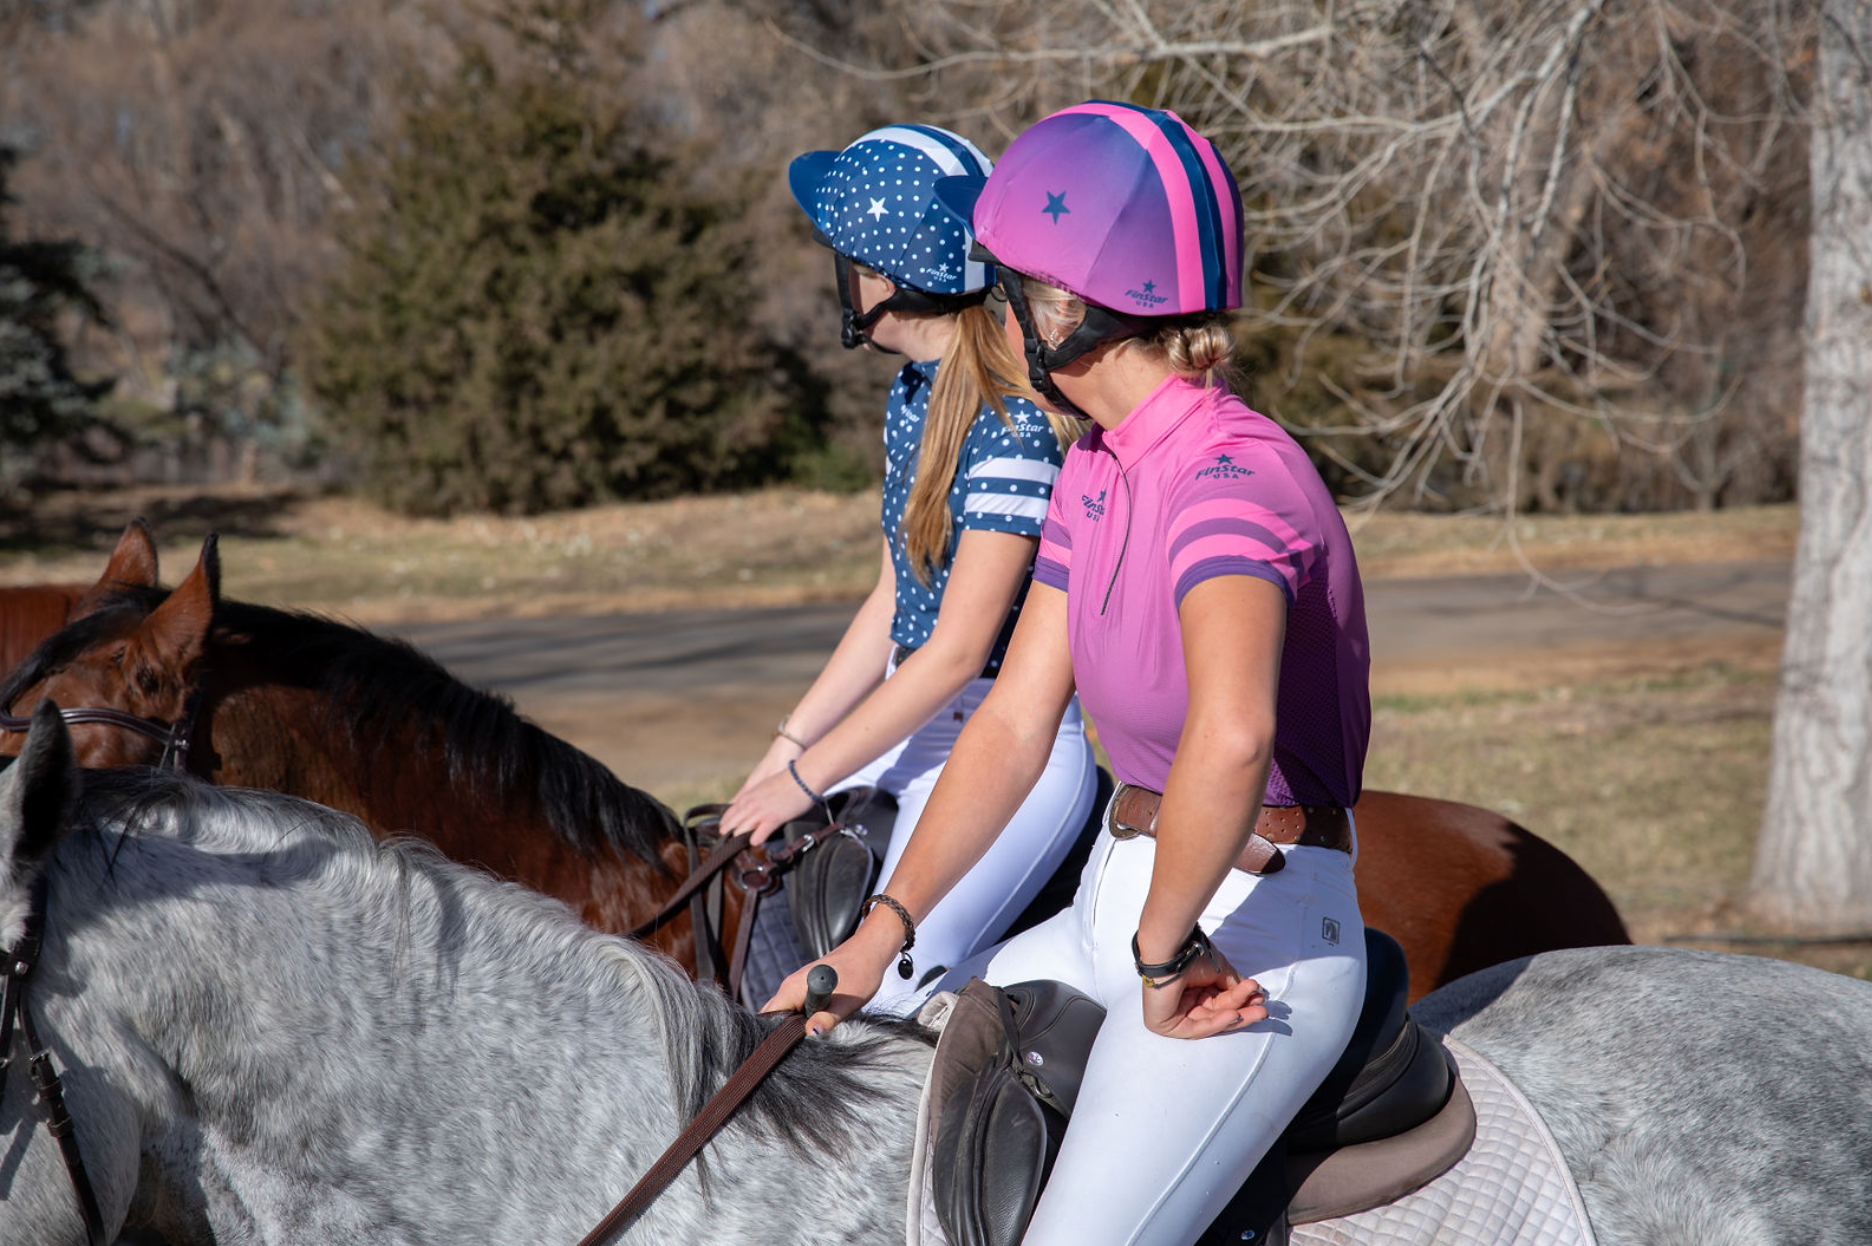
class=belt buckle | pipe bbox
[1108,785,1151,840]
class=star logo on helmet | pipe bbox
[868,198,888,220]
[1043,192,1070,223]
[1142,280,1156,294]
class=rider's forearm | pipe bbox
[1135,713,1274,966]
[779,576,897,745]
[853,688,1056,927]
[789,638,984,795]
[791,530,1037,796]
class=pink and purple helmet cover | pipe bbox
[935,101,1244,317]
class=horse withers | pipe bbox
[4,706,1871,1246]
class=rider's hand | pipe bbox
[1139,939,1267,1040]
[721,766,817,846]
[762,915,904,1035]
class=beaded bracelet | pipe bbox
[786,759,824,805]
[862,893,918,981]
[1131,925,1214,989]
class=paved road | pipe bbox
[395,559,1791,697]
[386,557,1791,793]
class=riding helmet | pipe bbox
[789,124,996,348]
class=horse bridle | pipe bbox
[0,692,200,771]
[2,875,108,1246]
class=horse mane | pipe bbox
[72,766,929,1154]
[5,588,680,867]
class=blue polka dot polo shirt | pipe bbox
[882,358,1064,662]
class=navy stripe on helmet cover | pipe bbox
[1093,99,1227,310]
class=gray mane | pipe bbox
[20,767,930,1245]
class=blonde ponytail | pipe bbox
[1151,317,1236,387]
[900,302,1079,583]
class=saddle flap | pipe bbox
[787,786,896,959]
[999,981,1107,1116]
[932,1061,1060,1246]
[926,979,1105,1246]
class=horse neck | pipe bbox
[199,629,685,936]
[45,823,926,1244]
[198,678,374,815]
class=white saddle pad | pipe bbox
[1292,1036,1596,1246]
[904,1007,1597,1246]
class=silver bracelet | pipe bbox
[774,715,809,749]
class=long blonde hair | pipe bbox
[901,299,1080,583]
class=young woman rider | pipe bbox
[767,103,1373,1246]
[720,125,1098,1013]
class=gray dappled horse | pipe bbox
[3,704,1871,1245]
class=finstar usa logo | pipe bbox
[1195,454,1254,482]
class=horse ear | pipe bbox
[135,536,220,673]
[75,518,162,616]
[1,700,80,881]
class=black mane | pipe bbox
[7,588,679,868]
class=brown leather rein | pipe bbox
[2,876,108,1246]
[573,967,832,1246]
[628,803,847,1003]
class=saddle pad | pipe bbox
[1291,1036,1597,1246]
[906,1025,1596,1246]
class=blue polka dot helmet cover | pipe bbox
[789,124,996,296]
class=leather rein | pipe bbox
[627,802,847,1002]
[2,876,108,1246]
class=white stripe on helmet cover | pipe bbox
[864,126,992,290]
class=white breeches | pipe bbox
[969,823,1367,1246]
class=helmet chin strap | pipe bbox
[823,235,987,352]
[996,272,1147,419]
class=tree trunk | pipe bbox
[1745,0,1872,934]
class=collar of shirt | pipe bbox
[1087,372,1220,469]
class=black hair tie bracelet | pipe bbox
[1132,925,1214,989]
[863,893,918,980]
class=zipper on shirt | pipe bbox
[1098,445,1133,618]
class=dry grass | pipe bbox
[0,483,1796,622]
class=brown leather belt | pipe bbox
[1107,783,1352,876]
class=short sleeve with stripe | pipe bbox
[1166,461,1321,609]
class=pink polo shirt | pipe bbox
[1033,375,1370,807]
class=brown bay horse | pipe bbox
[2,529,1628,1001]
[0,528,723,974]
[0,519,165,679]
[1,582,89,675]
